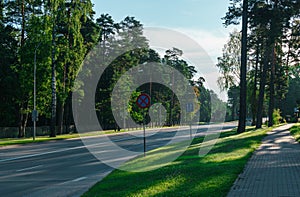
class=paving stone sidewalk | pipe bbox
[228,124,300,197]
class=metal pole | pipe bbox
[33,47,37,141]
[123,100,126,131]
[143,109,146,157]
[170,70,175,126]
[159,102,161,126]
[149,73,152,128]
[189,123,192,140]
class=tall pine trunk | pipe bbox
[237,0,248,133]
[18,104,25,138]
[57,63,67,135]
[50,1,57,137]
[267,0,278,127]
[50,27,57,137]
[256,40,270,129]
[18,0,27,138]
[18,102,29,138]
[231,102,236,121]
[57,99,64,134]
[268,45,276,127]
[64,93,73,133]
[251,42,260,126]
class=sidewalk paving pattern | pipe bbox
[228,124,300,197]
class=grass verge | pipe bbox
[0,125,184,147]
[290,123,300,142]
[0,130,121,146]
[0,122,230,147]
[83,126,276,197]
[0,134,80,146]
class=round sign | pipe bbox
[136,93,151,109]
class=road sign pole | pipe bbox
[136,93,151,157]
[143,109,146,157]
[186,103,194,140]
[189,123,192,140]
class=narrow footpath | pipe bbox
[228,124,300,197]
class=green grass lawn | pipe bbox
[290,123,300,142]
[83,126,275,197]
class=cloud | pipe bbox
[175,27,235,64]
[144,27,232,101]
[174,28,234,101]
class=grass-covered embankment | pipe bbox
[83,126,275,197]
[290,123,300,142]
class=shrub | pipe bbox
[273,109,283,125]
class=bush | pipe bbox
[273,109,283,125]
[285,115,298,123]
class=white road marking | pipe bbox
[59,176,88,185]
[71,177,87,182]
[16,165,43,172]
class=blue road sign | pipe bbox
[136,93,151,109]
[186,103,194,113]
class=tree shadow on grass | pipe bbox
[84,128,268,197]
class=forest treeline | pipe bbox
[218,0,300,131]
[1,0,299,138]
[0,1,226,138]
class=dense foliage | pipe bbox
[0,3,225,137]
[219,0,300,129]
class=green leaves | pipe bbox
[216,30,241,91]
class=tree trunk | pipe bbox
[251,42,260,126]
[64,93,72,133]
[50,3,57,137]
[256,41,270,129]
[267,0,278,127]
[21,0,25,47]
[18,106,24,138]
[50,32,57,137]
[268,46,276,127]
[237,0,248,133]
[57,64,66,135]
[57,98,64,134]
[231,102,235,121]
[23,112,28,137]
[18,0,26,138]
[18,102,29,138]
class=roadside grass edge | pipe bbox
[83,125,279,197]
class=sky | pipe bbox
[91,0,239,101]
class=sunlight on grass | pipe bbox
[129,175,186,197]
[83,126,277,197]
[121,141,190,172]
[290,123,300,142]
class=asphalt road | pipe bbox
[0,122,237,197]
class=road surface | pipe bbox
[0,122,237,197]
